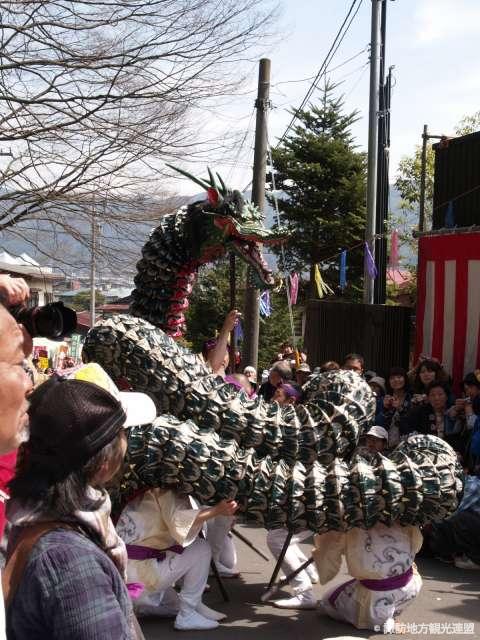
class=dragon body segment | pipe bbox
[85,315,463,531]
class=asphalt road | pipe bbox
[140,524,480,640]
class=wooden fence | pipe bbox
[304,300,412,376]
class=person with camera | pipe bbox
[0,275,34,640]
[448,373,480,469]
[380,367,412,449]
[0,276,35,521]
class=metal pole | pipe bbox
[265,530,293,591]
[374,0,388,305]
[90,202,96,328]
[419,124,428,232]
[261,557,315,602]
[231,527,270,561]
[363,1,382,304]
[242,58,271,369]
[229,252,236,374]
[199,531,229,602]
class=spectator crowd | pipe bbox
[251,344,480,474]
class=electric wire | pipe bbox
[265,112,297,349]
[277,0,364,146]
[226,107,255,184]
[271,46,368,88]
[242,0,365,195]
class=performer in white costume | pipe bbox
[266,528,319,609]
[314,523,422,633]
[116,488,237,631]
[206,515,239,577]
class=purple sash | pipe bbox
[328,567,414,607]
[360,566,413,591]
[328,579,356,607]
[126,543,184,561]
[126,582,145,599]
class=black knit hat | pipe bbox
[27,375,127,471]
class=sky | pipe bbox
[171,0,480,196]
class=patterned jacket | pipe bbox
[7,529,135,639]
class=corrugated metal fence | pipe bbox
[304,300,412,377]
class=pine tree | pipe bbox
[185,261,296,370]
[184,260,235,353]
[269,83,367,300]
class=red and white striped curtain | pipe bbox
[415,232,480,388]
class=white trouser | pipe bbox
[206,516,237,569]
[266,529,313,594]
[128,538,211,614]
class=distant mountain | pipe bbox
[0,186,417,282]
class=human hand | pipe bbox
[222,309,241,333]
[454,398,465,415]
[464,398,473,416]
[214,499,238,517]
[392,396,401,410]
[447,406,457,419]
[0,275,29,306]
[412,394,426,404]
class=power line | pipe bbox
[242,0,365,195]
[271,46,368,88]
[277,0,364,146]
[226,107,255,183]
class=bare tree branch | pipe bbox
[0,0,278,244]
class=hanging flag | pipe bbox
[314,264,334,298]
[289,272,299,305]
[445,201,455,228]
[233,318,244,342]
[259,290,272,317]
[389,230,399,267]
[339,250,347,290]
[364,242,378,279]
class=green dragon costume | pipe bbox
[84,168,463,532]
[130,165,282,338]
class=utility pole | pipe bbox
[374,0,391,304]
[419,124,428,232]
[242,58,271,370]
[363,0,382,304]
[90,201,97,328]
[419,126,445,232]
[229,252,236,374]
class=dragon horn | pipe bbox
[216,172,227,196]
[207,167,220,194]
[165,163,211,191]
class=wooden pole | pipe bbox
[242,58,271,369]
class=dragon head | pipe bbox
[167,164,286,288]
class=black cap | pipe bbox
[27,375,126,472]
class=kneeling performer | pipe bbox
[116,489,237,631]
[314,522,422,633]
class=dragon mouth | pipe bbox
[231,240,275,287]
